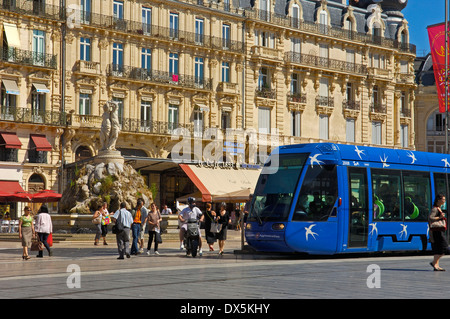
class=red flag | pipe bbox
[428,23,450,113]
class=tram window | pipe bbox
[293,164,338,221]
[434,173,448,213]
[250,153,308,222]
[402,171,430,221]
[372,169,402,221]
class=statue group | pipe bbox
[100,101,120,151]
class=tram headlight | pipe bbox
[272,223,285,231]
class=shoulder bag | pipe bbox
[92,212,102,225]
[112,210,124,234]
[430,217,447,232]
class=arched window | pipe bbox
[75,145,92,162]
[28,173,45,193]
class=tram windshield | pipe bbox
[249,153,308,223]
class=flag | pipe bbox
[428,23,450,113]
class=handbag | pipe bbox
[112,210,124,234]
[430,217,447,232]
[210,222,222,233]
[47,233,53,247]
[30,238,42,251]
[155,229,163,244]
[92,213,102,225]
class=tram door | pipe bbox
[348,167,369,248]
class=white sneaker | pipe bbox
[199,248,203,256]
[180,243,184,250]
[146,249,151,255]
[155,251,160,255]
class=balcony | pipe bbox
[288,93,306,104]
[216,82,238,94]
[0,47,57,69]
[73,60,100,75]
[0,0,62,20]
[370,102,387,114]
[255,87,276,99]
[285,52,367,75]
[0,106,66,126]
[71,9,244,54]
[243,7,416,54]
[107,64,213,90]
[251,46,281,61]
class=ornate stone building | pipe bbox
[0,0,417,213]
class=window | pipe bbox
[291,111,301,137]
[170,12,179,39]
[251,153,309,222]
[32,30,45,66]
[347,167,369,247]
[319,114,328,140]
[222,24,230,48]
[140,100,152,131]
[291,73,300,94]
[260,0,270,21]
[80,0,91,23]
[194,109,203,137]
[141,48,151,70]
[112,97,123,125]
[319,10,328,34]
[258,107,271,134]
[319,44,328,59]
[221,62,230,83]
[168,104,179,132]
[29,136,47,164]
[372,121,382,144]
[113,0,123,19]
[112,43,123,74]
[434,173,449,213]
[195,18,204,44]
[346,82,353,101]
[293,164,338,221]
[221,110,231,129]
[401,124,408,148]
[169,53,179,76]
[291,4,300,28]
[142,7,152,34]
[258,67,269,90]
[194,57,204,87]
[400,60,408,74]
[402,171,430,221]
[80,37,91,61]
[79,93,91,115]
[291,38,301,53]
[31,86,45,123]
[346,118,355,143]
[372,169,402,221]
[319,78,328,98]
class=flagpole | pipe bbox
[446,0,449,154]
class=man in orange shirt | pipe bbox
[130,199,144,255]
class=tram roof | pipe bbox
[277,143,450,169]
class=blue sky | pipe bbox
[403,0,446,56]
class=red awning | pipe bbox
[0,132,21,149]
[179,164,212,202]
[30,134,52,152]
[31,190,62,203]
[0,181,31,202]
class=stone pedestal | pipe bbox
[94,150,124,165]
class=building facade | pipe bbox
[0,0,417,214]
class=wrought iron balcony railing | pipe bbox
[370,102,387,114]
[0,0,62,20]
[0,106,66,126]
[285,51,367,75]
[288,93,306,104]
[316,96,334,108]
[0,47,57,69]
[255,87,276,99]
[106,64,213,90]
[343,99,361,111]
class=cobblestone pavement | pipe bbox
[1,233,450,301]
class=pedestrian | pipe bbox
[130,199,144,255]
[112,202,133,260]
[34,205,53,258]
[138,198,148,253]
[92,205,102,245]
[204,202,217,251]
[243,194,253,228]
[216,202,231,255]
[18,206,35,260]
[161,204,172,215]
[145,203,162,255]
[100,202,111,245]
[429,193,448,271]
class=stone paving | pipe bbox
[1,231,450,301]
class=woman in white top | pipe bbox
[34,205,53,258]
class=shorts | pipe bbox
[139,223,147,239]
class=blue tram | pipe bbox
[245,143,450,254]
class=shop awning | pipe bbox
[30,134,52,152]
[2,79,19,95]
[0,181,31,202]
[3,23,21,48]
[0,132,22,149]
[179,164,261,202]
[32,83,50,94]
